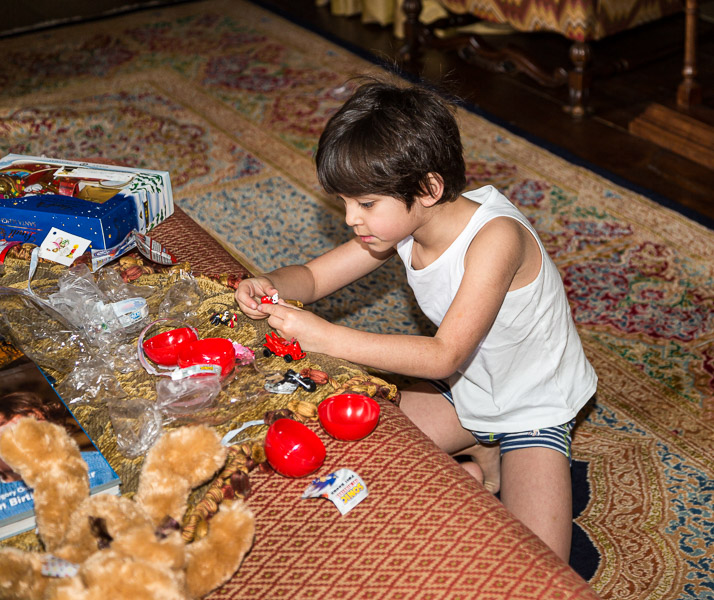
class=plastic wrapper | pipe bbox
[95,266,156,301]
[222,358,270,405]
[155,360,266,425]
[105,342,142,374]
[156,374,222,418]
[159,400,251,428]
[45,263,149,347]
[158,273,203,323]
[55,355,128,405]
[220,419,266,447]
[108,397,163,459]
[0,302,90,375]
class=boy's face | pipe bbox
[340,194,420,251]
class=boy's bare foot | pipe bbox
[458,457,484,484]
[456,444,501,494]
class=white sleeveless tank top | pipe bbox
[396,186,597,432]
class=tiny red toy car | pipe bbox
[263,331,306,362]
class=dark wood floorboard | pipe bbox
[254,0,714,227]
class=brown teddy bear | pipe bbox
[0,418,255,600]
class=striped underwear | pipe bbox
[430,379,575,463]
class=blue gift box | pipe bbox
[0,155,173,249]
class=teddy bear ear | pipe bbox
[0,418,89,552]
[135,425,227,526]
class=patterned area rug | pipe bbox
[0,2,713,599]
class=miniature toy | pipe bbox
[264,378,298,395]
[285,369,316,392]
[265,369,317,394]
[210,310,238,328]
[0,418,255,600]
[261,293,279,305]
[263,331,306,362]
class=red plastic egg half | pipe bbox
[318,393,380,441]
[142,327,198,366]
[264,419,326,478]
[176,337,236,376]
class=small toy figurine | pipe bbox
[264,369,317,394]
[284,369,317,392]
[211,310,238,328]
[233,343,255,366]
[261,293,279,305]
[264,378,298,395]
[263,331,306,362]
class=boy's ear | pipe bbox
[418,173,445,207]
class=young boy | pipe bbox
[235,79,597,562]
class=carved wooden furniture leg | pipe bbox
[565,41,592,118]
[629,0,714,170]
[676,0,702,109]
[400,0,423,63]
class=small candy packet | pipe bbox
[301,468,368,515]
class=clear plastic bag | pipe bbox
[55,355,128,405]
[95,266,156,301]
[158,273,203,323]
[156,374,222,417]
[108,397,163,459]
[0,303,90,375]
[105,342,142,374]
[46,263,149,347]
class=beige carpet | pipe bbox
[0,2,713,598]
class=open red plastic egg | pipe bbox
[264,418,326,478]
[318,393,380,441]
[142,327,198,366]
[176,337,236,376]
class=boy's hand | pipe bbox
[235,277,279,319]
[258,303,331,354]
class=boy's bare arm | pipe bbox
[236,238,394,316]
[304,237,394,300]
[259,218,532,379]
[257,303,452,377]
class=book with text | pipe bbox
[0,335,121,541]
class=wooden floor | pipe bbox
[3,0,713,225]
[257,0,714,227]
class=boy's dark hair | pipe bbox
[315,80,466,208]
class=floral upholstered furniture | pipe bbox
[400,0,684,116]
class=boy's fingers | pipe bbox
[258,303,279,317]
[276,299,302,310]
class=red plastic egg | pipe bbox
[264,419,326,478]
[142,327,198,366]
[176,337,236,376]
[318,393,380,441]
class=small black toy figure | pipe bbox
[264,369,317,394]
[284,369,317,392]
